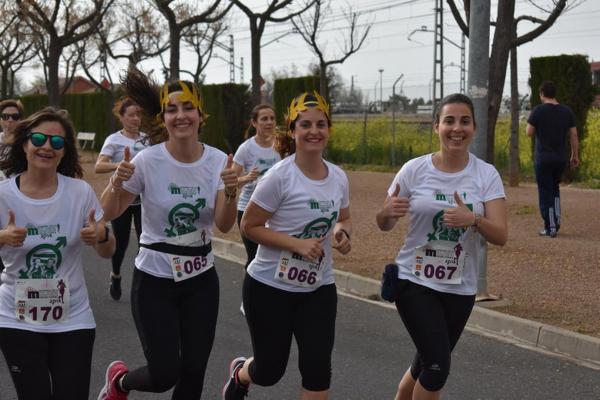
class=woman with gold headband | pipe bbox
[97,68,238,400]
[222,92,352,400]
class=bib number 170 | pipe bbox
[29,306,63,322]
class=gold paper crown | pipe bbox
[156,81,207,124]
[286,91,330,132]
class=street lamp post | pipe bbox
[391,74,404,166]
[378,69,384,113]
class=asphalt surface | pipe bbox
[1,239,600,400]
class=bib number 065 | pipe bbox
[182,256,207,274]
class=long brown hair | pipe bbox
[121,67,204,145]
[0,107,82,178]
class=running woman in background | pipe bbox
[376,93,507,400]
[0,107,115,400]
[232,104,280,314]
[95,97,148,300]
[97,68,238,400]
[222,92,352,400]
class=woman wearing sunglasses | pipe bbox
[97,68,238,400]
[95,97,147,301]
[0,107,116,400]
[0,99,23,145]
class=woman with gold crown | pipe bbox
[97,68,238,400]
[222,91,352,400]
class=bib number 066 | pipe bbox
[285,267,317,285]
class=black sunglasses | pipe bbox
[1,113,20,121]
[28,132,66,150]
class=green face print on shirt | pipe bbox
[164,198,206,237]
[295,211,338,239]
[19,236,67,279]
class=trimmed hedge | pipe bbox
[18,83,251,153]
[529,54,594,180]
[273,76,319,125]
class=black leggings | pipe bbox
[0,327,95,400]
[237,210,258,270]
[243,274,337,391]
[395,279,475,392]
[111,204,142,276]
[122,267,219,398]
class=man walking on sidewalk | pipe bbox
[526,80,579,238]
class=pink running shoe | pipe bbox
[97,360,129,400]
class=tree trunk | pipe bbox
[485,0,515,163]
[509,41,520,187]
[250,22,262,106]
[320,63,328,102]
[1,65,8,99]
[169,24,181,80]
[47,43,62,107]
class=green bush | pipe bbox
[580,108,600,185]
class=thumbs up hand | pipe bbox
[381,183,410,218]
[112,146,135,187]
[1,210,27,247]
[80,209,99,246]
[443,192,475,228]
[220,154,238,195]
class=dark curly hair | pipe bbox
[121,67,204,145]
[0,107,82,178]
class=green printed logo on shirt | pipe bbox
[26,224,60,239]
[19,236,67,279]
[295,211,338,239]
[168,183,202,200]
[427,191,472,243]
[164,198,206,237]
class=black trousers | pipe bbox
[237,210,258,270]
[111,204,142,275]
[534,160,565,232]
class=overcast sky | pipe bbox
[184,0,599,101]
[22,0,599,102]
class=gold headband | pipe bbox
[156,81,207,124]
[286,91,330,132]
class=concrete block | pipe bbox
[468,306,542,346]
[538,324,600,364]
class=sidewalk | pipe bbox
[213,237,600,368]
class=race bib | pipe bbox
[170,252,214,282]
[413,240,465,285]
[167,229,214,282]
[275,250,323,288]
[15,278,70,325]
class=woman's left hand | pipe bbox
[443,192,475,228]
[80,209,99,246]
[332,229,351,255]
[221,154,238,194]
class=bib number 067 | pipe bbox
[423,264,457,280]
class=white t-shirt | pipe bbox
[0,174,103,332]
[233,137,280,211]
[247,154,350,292]
[123,143,226,278]
[389,153,505,295]
[99,130,148,163]
[0,132,7,181]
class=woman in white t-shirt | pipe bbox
[376,93,508,400]
[95,97,148,301]
[0,107,115,400]
[97,68,238,400]
[222,92,352,400]
[233,104,280,270]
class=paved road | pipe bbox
[1,241,599,400]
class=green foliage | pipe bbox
[493,118,534,178]
[202,83,251,153]
[273,76,319,125]
[529,55,594,179]
[580,108,600,185]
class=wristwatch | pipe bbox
[98,226,110,244]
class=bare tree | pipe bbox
[17,0,115,106]
[0,3,35,97]
[231,0,317,105]
[447,0,574,164]
[181,21,227,83]
[292,0,371,102]
[152,0,232,80]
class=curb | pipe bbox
[212,237,600,367]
